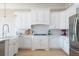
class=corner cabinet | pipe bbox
[31,9,49,25]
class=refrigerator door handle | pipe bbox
[75,17,78,41]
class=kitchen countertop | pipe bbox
[0,38,10,41]
[0,36,17,41]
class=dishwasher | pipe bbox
[0,40,5,56]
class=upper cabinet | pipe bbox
[15,11,31,30]
[50,11,67,29]
[31,9,50,25]
[50,11,60,29]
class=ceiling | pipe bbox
[0,3,73,10]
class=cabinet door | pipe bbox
[5,40,9,56]
[44,10,49,25]
[32,36,40,49]
[16,11,31,29]
[23,36,32,48]
[63,37,69,55]
[40,36,48,49]
[31,10,38,24]
[19,36,24,48]
[49,36,60,49]
[31,9,49,25]
[8,40,15,56]
[14,38,19,53]
[59,36,64,48]
[50,12,61,29]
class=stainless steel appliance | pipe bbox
[69,14,79,56]
[0,41,5,56]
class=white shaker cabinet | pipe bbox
[23,36,32,49]
[40,36,49,49]
[49,36,61,49]
[8,38,19,56]
[32,36,40,50]
[19,35,32,49]
[63,36,69,55]
[5,40,9,56]
[32,36,48,50]
[50,12,61,29]
[50,11,68,29]
[31,9,49,25]
[59,36,69,55]
[19,36,24,48]
[15,11,31,30]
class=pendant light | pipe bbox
[4,3,6,18]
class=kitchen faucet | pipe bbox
[2,24,9,38]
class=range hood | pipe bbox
[31,24,49,35]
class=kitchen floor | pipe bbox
[16,49,67,56]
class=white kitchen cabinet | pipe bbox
[32,36,40,50]
[5,40,9,56]
[8,38,18,56]
[59,36,69,55]
[15,11,31,30]
[63,36,69,55]
[40,36,49,49]
[50,12,61,29]
[50,11,66,29]
[59,36,64,49]
[19,35,32,49]
[23,36,32,49]
[31,9,49,25]
[19,36,25,48]
[49,36,61,49]
[32,36,49,50]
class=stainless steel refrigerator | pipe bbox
[69,14,79,56]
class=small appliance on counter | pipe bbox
[61,29,68,36]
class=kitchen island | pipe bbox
[0,37,19,56]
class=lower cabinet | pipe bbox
[5,40,9,56]
[8,38,19,56]
[32,36,40,49]
[49,36,61,49]
[59,36,69,55]
[49,36,69,55]
[32,36,49,50]
[63,37,69,55]
[19,35,32,49]
[23,36,32,49]
[40,37,48,49]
